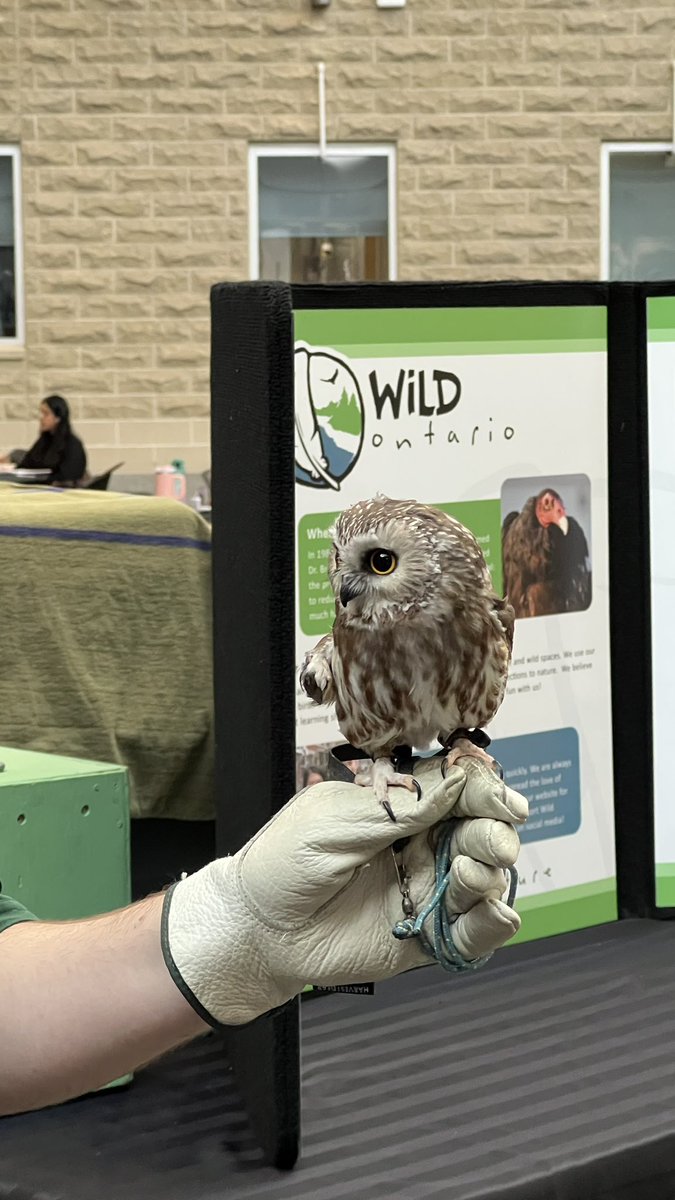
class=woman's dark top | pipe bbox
[20,431,87,485]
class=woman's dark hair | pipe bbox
[43,394,71,434]
[40,394,72,464]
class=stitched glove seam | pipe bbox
[235,851,365,935]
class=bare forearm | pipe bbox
[0,895,208,1116]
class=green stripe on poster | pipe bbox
[656,864,675,907]
[295,306,607,351]
[648,329,675,343]
[510,878,617,944]
[323,339,606,358]
[647,295,675,336]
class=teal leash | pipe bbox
[391,819,518,974]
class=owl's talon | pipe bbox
[357,759,421,819]
[444,737,500,776]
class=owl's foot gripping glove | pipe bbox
[161,756,528,1028]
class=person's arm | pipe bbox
[0,895,207,1117]
[1,757,527,1116]
[17,438,42,470]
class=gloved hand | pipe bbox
[162,753,528,1027]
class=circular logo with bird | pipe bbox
[294,343,364,492]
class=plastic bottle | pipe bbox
[171,459,187,502]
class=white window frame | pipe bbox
[0,144,24,347]
[248,143,397,281]
[600,141,673,281]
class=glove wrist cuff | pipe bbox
[161,857,288,1026]
[161,883,225,1030]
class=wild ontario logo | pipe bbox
[294,342,364,491]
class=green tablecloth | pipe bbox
[0,485,214,819]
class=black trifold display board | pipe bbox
[210,278,661,1173]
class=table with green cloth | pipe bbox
[0,484,214,820]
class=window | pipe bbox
[0,147,23,343]
[601,142,675,280]
[249,145,396,283]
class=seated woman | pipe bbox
[15,394,87,486]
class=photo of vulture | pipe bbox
[502,485,592,619]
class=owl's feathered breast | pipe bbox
[332,597,510,755]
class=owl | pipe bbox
[300,496,514,819]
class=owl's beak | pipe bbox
[340,577,361,607]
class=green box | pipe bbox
[0,746,130,920]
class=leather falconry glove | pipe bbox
[162,753,528,1027]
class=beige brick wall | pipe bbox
[1,0,675,472]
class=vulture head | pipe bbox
[535,489,568,537]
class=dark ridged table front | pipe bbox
[3,921,675,1200]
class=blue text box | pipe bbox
[491,727,581,844]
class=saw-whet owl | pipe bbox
[300,495,515,814]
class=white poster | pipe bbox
[647,295,675,907]
[294,305,616,941]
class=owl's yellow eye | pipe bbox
[368,548,397,576]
